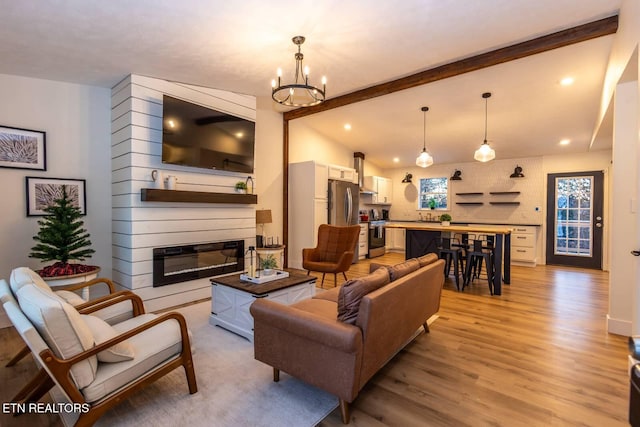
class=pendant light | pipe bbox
[416,106,434,168]
[474,92,496,162]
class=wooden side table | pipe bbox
[256,245,286,269]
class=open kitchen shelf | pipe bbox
[489,191,521,195]
[455,192,484,196]
[489,201,520,205]
[456,202,484,205]
[141,188,258,204]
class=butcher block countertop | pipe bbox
[385,222,512,234]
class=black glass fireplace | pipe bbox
[153,240,244,287]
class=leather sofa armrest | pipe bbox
[250,299,362,353]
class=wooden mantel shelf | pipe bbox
[141,188,258,204]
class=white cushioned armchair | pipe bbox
[2,277,197,427]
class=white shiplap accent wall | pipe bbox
[111,75,257,311]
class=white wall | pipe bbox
[289,120,354,167]
[385,157,544,225]
[111,75,257,311]
[255,97,284,243]
[596,0,640,336]
[0,74,111,327]
[609,80,638,335]
[384,150,612,266]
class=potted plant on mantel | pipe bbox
[235,181,247,194]
[439,213,452,226]
[29,186,99,279]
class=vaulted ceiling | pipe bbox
[0,0,622,168]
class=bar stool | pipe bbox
[452,232,475,271]
[436,236,464,290]
[463,239,494,295]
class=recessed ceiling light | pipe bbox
[560,77,575,86]
[235,132,244,138]
[344,123,352,131]
[393,157,399,163]
[559,139,571,146]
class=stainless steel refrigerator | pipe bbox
[328,179,360,262]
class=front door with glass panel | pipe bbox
[546,171,603,269]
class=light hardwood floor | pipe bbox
[317,253,630,426]
[0,254,630,426]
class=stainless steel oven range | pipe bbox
[368,220,386,258]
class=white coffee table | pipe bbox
[209,270,316,342]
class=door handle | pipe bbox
[595,223,602,228]
[632,250,640,257]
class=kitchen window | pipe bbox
[419,177,448,209]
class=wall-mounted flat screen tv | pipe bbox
[162,95,255,174]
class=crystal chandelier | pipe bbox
[271,36,326,107]
[416,106,434,168]
[474,92,496,162]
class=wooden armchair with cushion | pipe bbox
[302,224,361,288]
[6,267,138,368]
[2,278,197,426]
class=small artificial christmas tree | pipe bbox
[29,186,97,277]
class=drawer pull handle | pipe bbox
[517,236,526,239]
[517,249,526,253]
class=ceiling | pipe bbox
[0,0,622,169]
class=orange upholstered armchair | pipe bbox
[302,224,361,288]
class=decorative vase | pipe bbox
[263,268,274,276]
[41,266,101,300]
[441,221,450,226]
[235,188,246,194]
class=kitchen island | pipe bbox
[385,222,512,295]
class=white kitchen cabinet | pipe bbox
[511,225,537,266]
[328,164,356,182]
[386,227,405,252]
[358,223,368,260]
[289,161,329,269]
[364,176,393,205]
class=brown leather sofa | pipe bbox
[250,254,445,423]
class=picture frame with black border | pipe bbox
[26,177,86,216]
[0,125,46,170]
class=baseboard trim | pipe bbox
[607,314,632,336]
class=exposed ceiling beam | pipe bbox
[283,14,618,121]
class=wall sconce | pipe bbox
[401,173,413,183]
[450,169,462,180]
[510,165,524,178]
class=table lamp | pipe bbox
[256,209,272,248]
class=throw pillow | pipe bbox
[387,258,420,281]
[82,315,135,363]
[55,290,87,306]
[16,284,97,388]
[417,253,439,267]
[338,267,390,324]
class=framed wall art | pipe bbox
[0,125,46,170]
[26,177,86,216]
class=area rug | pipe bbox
[53,301,338,427]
